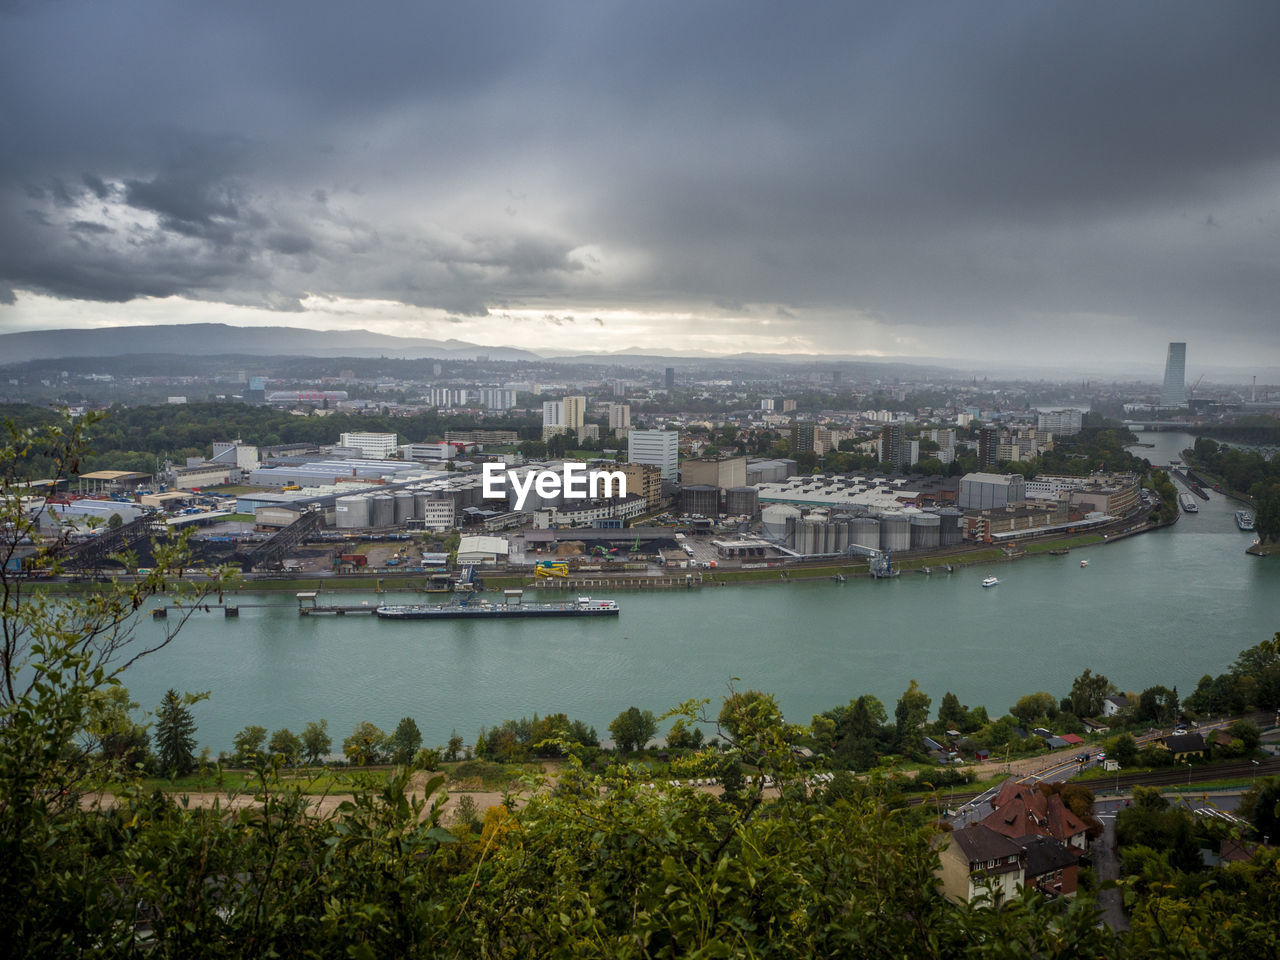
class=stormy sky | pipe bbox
[2,1,1279,371]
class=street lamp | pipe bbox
[1252,759,1260,784]
[1184,761,1192,786]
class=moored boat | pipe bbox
[981,576,999,588]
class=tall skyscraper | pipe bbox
[879,422,905,470]
[1162,342,1187,408]
[664,367,675,390]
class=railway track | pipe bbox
[906,755,1280,807]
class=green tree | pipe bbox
[343,720,388,765]
[1240,776,1280,842]
[445,729,464,762]
[268,727,302,765]
[232,724,267,765]
[154,689,198,777]
[936,691,966,730]
[300,719,330,764]
[1108,733,1138,767]
[1010,691,1058,724]
[609,706,658,752]
[106,512,123,530]
[665,718,703,750]
[388,716,423,765]
[893,679,931,753]
[1067,668,1115,717]
[1253,480,1280,544]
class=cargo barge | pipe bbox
[376,596,620,620]
[1236,511,1255,531]
[1178,493,1199,514]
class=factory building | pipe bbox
[681,457,747,490]
[339,432,399,460]
[958,473,1026,511]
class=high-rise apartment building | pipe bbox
[1036,409,1083,436]
[664,367,675,390]
[879,423,907,470]
[607,402,631,432]
[978,426,999,470]
[628,429,679,481]
[543,395,586,440]
[790,422,816,455]
[1162,342,1187,408]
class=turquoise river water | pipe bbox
[116,433,1278,752]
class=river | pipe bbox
[117,432,1279,753]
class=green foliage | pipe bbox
[154,688,200,777]
[1010,691,1058,724]
[413,747,442,771]
[268,727,303,764]
[232,724,267,765]
[1239,776,1280,842]
[609,705,658,752]
[894,679,932,754]
[387,716,423,765]
[343,720,388,766]
[1068,668,1116,718]
[300,718,331,764]
[445,729,464,762]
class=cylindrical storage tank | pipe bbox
[910,513,941,550]
[413,492,432,521]
[371,494,394,527]
[849,516,880,550]
[680,484,720,517]
[762,504,801,540]
[335,494,370,529]
[834,520,850,554]
[726,486,759,518]
[879,511,911,552]
[938,508,962,546]
[798,520,815,555]
[394,491,415,523]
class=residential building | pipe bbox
[619,462,663,510]
[444,430,519,444]
[937,825,1025,906]
[781,399,796,413]
[339,432,399,460]
[664,367,675,390]
[608,403,632,433]
[479,388,517,410]
[879,423,907,470]
[1157,732,1208,760]
[790,422,816,455]
[978,426,999,469]
[1036,409,1083,436]
[628,429,679,481]
[980,779,1090,856]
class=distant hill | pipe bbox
[0,324,540,364]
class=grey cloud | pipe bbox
[1,1,1279,363]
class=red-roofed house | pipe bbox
[982,780,1090,855]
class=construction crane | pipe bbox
[1188,374,1204,404]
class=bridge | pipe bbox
[1122,419,1195,431]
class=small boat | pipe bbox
[1080,559,1089,568]
[981,576,999,588]
[1048,548,1069,556]
[831,573,847,583]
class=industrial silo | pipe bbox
[833,520,850,554]
[394,491,415,523]
[680,484,720,516]
[371,494,395,527]
[762,504,801,541]
[879,511,911,552]
[910,513,941,550]
[938,508,962,546]
[849,516,880,550]
[726,486,759,518]
[335,494,370,529]
[413,492,433,520]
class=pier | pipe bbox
[295,591,379,615]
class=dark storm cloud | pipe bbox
[1,0,1279,361]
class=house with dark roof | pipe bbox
[1018,835,1078,898]
[1157,732,1207,760]
[937,825,1025,905]
[1102,695,1129,717]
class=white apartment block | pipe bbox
[628,429,679,481]
[338,432,399,459]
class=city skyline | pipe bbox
[3,3,1280,369]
